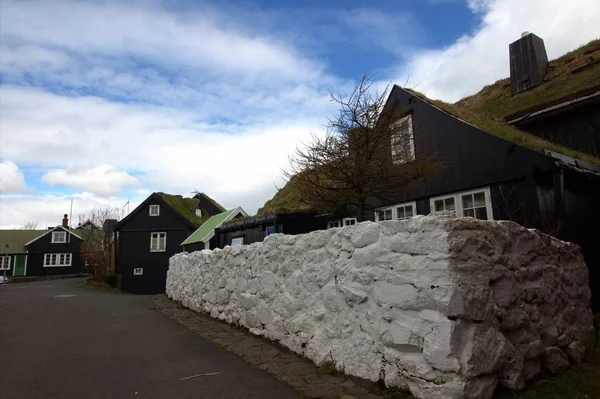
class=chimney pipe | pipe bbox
[509,32,548,96]
[62,214,69,228]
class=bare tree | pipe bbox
[285,75,441,221]
[21,221,39,229]
[77,207,120,281]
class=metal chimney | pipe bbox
[509,32,548,96]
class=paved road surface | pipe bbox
[0,279,302,399]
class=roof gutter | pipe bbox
[506,90,600,125]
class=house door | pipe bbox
[13,255,26,276]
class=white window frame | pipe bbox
[150,232,167,252]
[231,237,244,247]
[342,217,357,226]
[195,208,202,218]
[327,220,340,229]
[133,268,143,276]
[149,204,160,216]
[375,201,417,221]
[43,253,72,267]
[391,115,415,164]
[265,226,276,236]
[430,187,493,220]
[51,231,67,243]
[0,256,10,270]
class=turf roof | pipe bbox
[157,192,210,227]
[457,39,600,120]
[0,230,47,253]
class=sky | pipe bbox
[1,0,599,228]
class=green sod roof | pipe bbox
[157,192,208,227]
[457,39,600,120]
[181,208,237,245]
[0,230,47,254]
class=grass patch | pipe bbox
[315,360,337,376]
[457,39,600,119]
[157,192,211,227]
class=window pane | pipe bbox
[462,194,474,209]
[444,198,455,211]
[405,206,413,217]
[474,192,486,207]
[396,207,405,219]
[463,209,475,217]
[384,209,392,220]
[475,208,488,220]
[434,200,444,211]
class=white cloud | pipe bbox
[0,161,31,193]
[397,0,600,101]
[0,192,140,229]
[0,0,322,80]
[42,164,139,196]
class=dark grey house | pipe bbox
[0,215,83,277]
[114,192,225,294]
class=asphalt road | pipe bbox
[0,279,302,399]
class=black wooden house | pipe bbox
[114,192,225,294]
[0,215,83,278]
[261,34,600,311]
[214,212,329,248]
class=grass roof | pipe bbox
[256,175,318,216]
[457,39,600,119]
[0,230,47,253]
[157,192,208,227]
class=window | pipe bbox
[376,208,393,221]
[0,256,10,270]
[231,237,244,247]
[150,232,167,252]
[195,208,202,218]
[149,205,160,216]
[375,202,416,221]
[44,253,72,267]
[51,231,67,243]
[133,268,143,276]
[265,226,276,236]
[327,220,340,229]
[430,187,493,221]
[433,196,455,212]
[391,115,415,164]
[343,218,357,226]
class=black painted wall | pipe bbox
[196,194,224,217]
[25,228,83,276]
[183,241,205,253]
[115,194,195,294]
[514,100,600,157]
[215,213,327,248]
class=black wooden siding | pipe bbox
[215,213,327,249]
[514,100,600,157]
[115,195,194,294]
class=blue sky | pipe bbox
[1,0,599,228]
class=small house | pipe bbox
[214,212,329,248]
[182,207,248,252]
[114,192,225,294]
[0,214,83,277]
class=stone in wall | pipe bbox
[167,214,594,399]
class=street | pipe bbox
[0,279,302,399]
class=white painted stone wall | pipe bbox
[166,214,595,399]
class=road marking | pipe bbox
[180,372,221,380]
[54,294,77,298]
